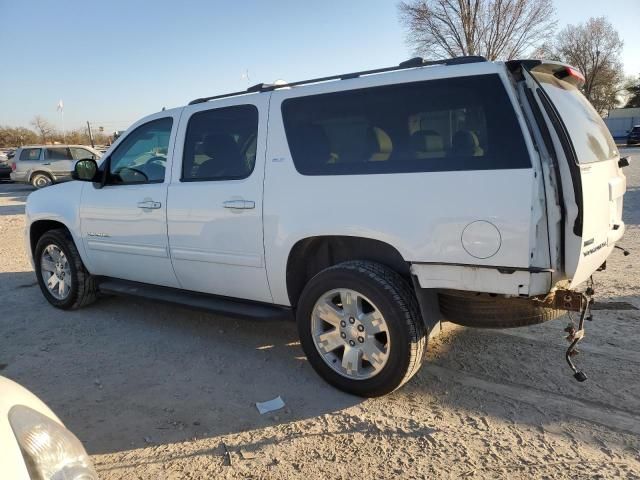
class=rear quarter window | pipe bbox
[19,148,41,161]
[281,74,530,175]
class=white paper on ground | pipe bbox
[255,396,285,414]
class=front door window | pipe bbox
[108,118,173,184]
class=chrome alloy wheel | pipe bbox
[311,288,390,380]
[40,244,71,300]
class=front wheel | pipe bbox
[296,261,426,397]
[34,229,97,310]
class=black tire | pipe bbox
[438,290,565,328]
[296,261,426,397]
[34,228,98,310]
[31,172,53,189]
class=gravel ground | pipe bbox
[0,149,639,479]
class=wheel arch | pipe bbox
[29,170,53,182]
[285,235,410,308]
[29,220,72,256]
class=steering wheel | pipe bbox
[147,156,166,166]
[117,166,149,182]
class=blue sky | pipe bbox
[0,0,638,132]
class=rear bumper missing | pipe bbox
[410,262,553,296]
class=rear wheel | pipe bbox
[31,172,52,189]
[34,229,97,310]
[296,261,426,397]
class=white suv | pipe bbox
[25,57,627,396]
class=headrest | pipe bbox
[201,134,241,160]
[291,125,332,168]
[410,129,444,153]
[195,133,246,178]
[366,126,393,161]
[451,130,483,156]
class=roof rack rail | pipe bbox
[188,55,487,105]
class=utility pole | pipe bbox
[86,121,95,148]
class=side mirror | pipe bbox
[72,159,99,181]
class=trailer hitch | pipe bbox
[559,285,594,382]
[614,245,630,256]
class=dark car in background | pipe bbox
[627,125,640,146]
[0,159,11,180]
[0,149,13,180]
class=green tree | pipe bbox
[625,76,640,108]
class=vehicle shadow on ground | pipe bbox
[1,271,638,459]
[0,271,363,455]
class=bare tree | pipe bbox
[0,126,38,148]
[538,17,625,115]
[398,0,556,61]
[30,116,56,143]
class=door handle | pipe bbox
[223,199,255,210]
[137,200,162,209]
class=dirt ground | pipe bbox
[1,149,639,479]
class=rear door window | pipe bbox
[45,147,73,160]
[533,72,617,164]
[281,74,530,175]
[182,105,258,181]
[20,148,41,161]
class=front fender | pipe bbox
[25,182,90,271]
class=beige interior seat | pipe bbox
[450,130,484,157]
[410,129,445,159]
[367,127,393,162]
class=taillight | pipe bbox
[554,66,585,88]
[565,66,585,84]
[11,162,16,171]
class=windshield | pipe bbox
[533,72,618,164]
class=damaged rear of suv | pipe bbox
[25,56,627,397]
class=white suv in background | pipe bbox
[10,145,101,188]
[24,57,627,396]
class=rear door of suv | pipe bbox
[166,95,272,303]
[43,146,75,180]
[522,64,626,287]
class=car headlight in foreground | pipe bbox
[9,405,97,480]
